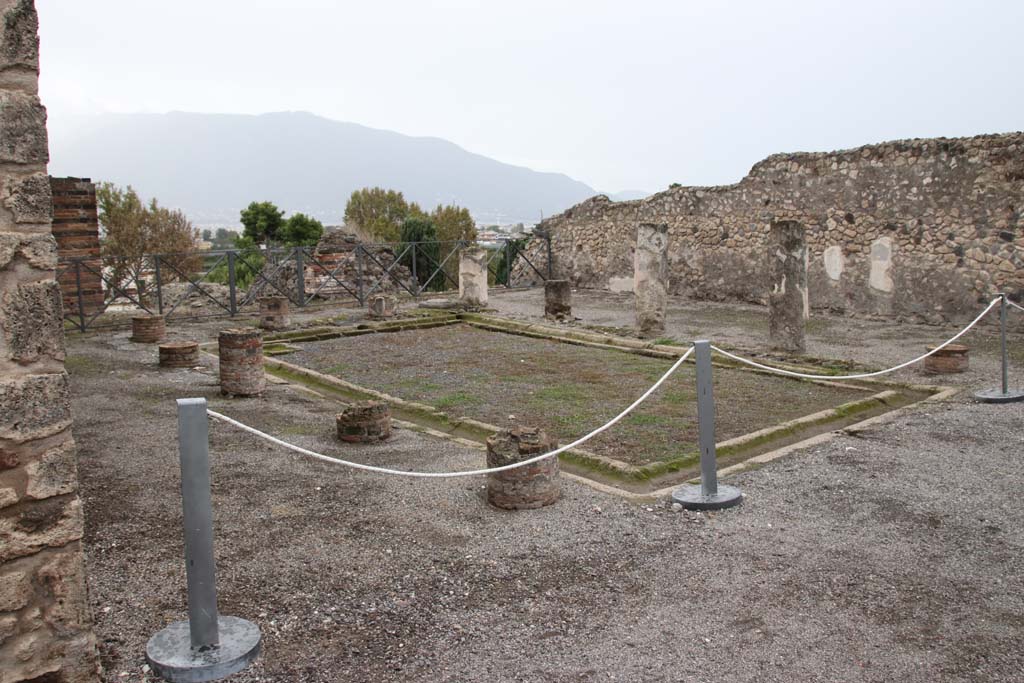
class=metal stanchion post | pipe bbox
[146,398,261,682]
[671,341,743,510]
[974,294,1024,403]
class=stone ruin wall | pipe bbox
[525,132,1024,323]
[0,1,100,681]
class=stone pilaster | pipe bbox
[634,223,668,338]
[767,219,808,353]
[0,2,101,681]
[458,246,488,308]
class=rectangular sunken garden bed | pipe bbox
[266,317,935,492]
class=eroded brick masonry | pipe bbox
[522,132,1024,323]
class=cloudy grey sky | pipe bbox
[36,0,1024,194]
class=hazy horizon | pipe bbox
[37,1,1024,194]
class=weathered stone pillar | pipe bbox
[336,401,392,442]
[458,247,488,308]
[218,329,265,396]
[0,2,101,681]
[767,220,808,353]
[485,427,560,510]
[544,279,572,320]
[634,223,669,338]
[367,293,397,320]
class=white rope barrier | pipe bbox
[1006,298,1024,315]
[207,346,694,478]
[711,296,1001,381]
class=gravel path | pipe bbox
[66,297,1024,682]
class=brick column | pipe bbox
[0,2,101,681]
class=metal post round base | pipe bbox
[973,388,1024,404]
[671,484,743,511]
[146,616,261,682]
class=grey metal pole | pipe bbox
[671,341,743,511]
[974,292,1024,403]
[177,398,220,649]
[227,251,237,317]
[294,248,306,306]
[694,341,718,497]
[1001,293,1009,395]
[146,397,261,681]
[410,243,417,290]
[356,245,365,306]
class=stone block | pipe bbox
[258,296,290,330]
[366,293,397,319]
[0,0,38,72]
[24,437,77,500]
[0,566,32,611]
[1,171,51,224]
[1,280,64,364]
[37,548,92,634]
[0,231,55,270]
[544,279,572,320]
[0,373,71,442]
[0,90,48,164]
[0,496,83,562]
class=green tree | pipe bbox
[431,203,477,243]
[279,212,324,247]
[97,182,201,292]
[240,201,284,244]
[399,216,443,290]
[343,187,410,242]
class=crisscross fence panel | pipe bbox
[58,234,552,332]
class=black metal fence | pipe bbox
[57,236,552,332]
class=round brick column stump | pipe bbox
[258,296,290,331]
[486,427,560,510]
[367,294,398,320]
[544,279,572,320]
[923,344,969,374]
[158,341,199,368]
[336,401,392,442]
[218,329,265,397]
[131,314,166,343]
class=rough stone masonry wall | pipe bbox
[526,132,1024,323]
[0,2,100,682]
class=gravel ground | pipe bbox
[66,294,1024,682]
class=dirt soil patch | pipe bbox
[282,324,868,467]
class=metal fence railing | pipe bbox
[57,235,552,332]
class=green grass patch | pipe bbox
[435,391,480,410]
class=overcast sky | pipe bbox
[36,0,1024,194]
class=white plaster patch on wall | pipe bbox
[869,236,894,293]
[823,245,844,281]
[608,276,634,293]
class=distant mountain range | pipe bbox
[46,111,613,227]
